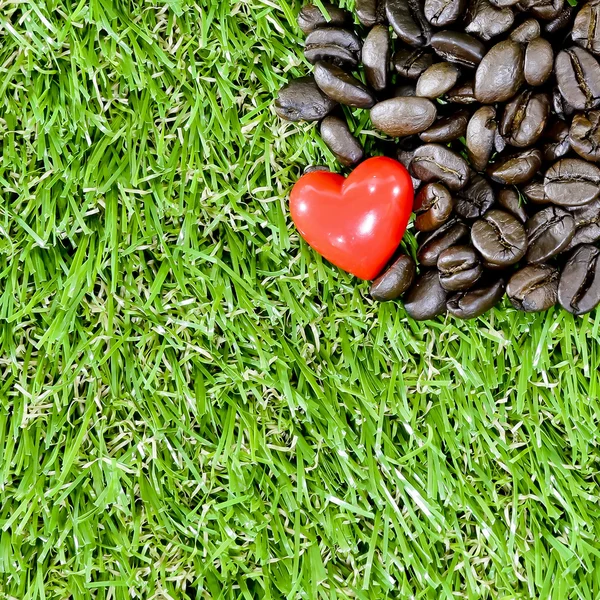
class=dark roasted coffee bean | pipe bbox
[356,0,385,27]
[298,4,352,34]
[438,245,484,291]
[466,106,497,171]
[558,245,600,314]
[363,25,390,92]
[430,31,486,68]
[304,165,330,174]
[498,188,528,223]
[416,63,461,98]
[320,116,364,166]
[411,144,470,190]
[500,90,550,148]
[425,0,468,25]
[370,254,416,300]
[387,0,432,47]
[569,111,600,162]
[524,38,554,86]
[404,270,448,320]
[454,173,495,219]
[572,1,600,54]
[314,62,376,108]
[417,218,469,266]
[393,48,434,79]
[466,0,515,40]
[544,4,575,33]
[510,18,541,42]
[447,279,506,318]
[475,40,525,104]
[555,47,600,110]
[542,120,571,162]
[275,76,337,121]
[397,149,423,191]
[487,149,542,185]
[304,28,361,68]
[544,158,600,206]
[371,97,437,136]
[446,80,477,104]
[391,83,417,98]
[507,265,559,311]
[419,110,469,143]
[472,209,528,266]
[521,179,550,204]
[414,183,454,231]
[563,199,600,251]
[519,0,563,21]
[526,206,575,262]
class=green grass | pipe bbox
[1,0,600,598]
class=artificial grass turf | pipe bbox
[1,0,600,598]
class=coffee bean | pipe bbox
[526,206,575,262]
[387,0,432,47]
[417,218,469,266]
[510,18,541,42]
[356,0,386,27]
[475,40,525,104]
[414,183,454,231]
[404,270,448,320]
[304,33,360,69]
[393,48,435,79]
[498,188,528,223]
[521,179,550,204]
[275,76,337,121]
[500,90,550,148]
[507,264,559,311]
[416,62,461,98]
[371,97,437,137]
[563,199,600,251]
[555,47,600,110]
[466,0,515,41]
[446,80,477,104]
[410,144,470,190]
[438,245,484,290]
[454,173,495,219]
[362,25,390,92]
[425,0,468,25]
[552,85,575,120]
[524,38,554,86]
[572,1,600,54]
[320,116,364,166]
[542,120,571,161]
[544,158,600,206]
[487,149,542,185]
[472,209,528,266]
[298,4,352,34]
[558,245,600,314]
[519,0,563,21]
[447,278,506,319]
[430,31,486,68]
[314,62,376,108]
[370,254,416,300]
[466,106,497,172]
[569,111,600,162]
[419,110,469,143]
[544,4,575,33]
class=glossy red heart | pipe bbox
[290,157,414,280]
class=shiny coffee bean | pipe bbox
[430,31,486,68]
[410,144,470,190]
[466,106,497,172]
[498,188,528,223]
[356,0,385,27]
[572,1,600,54]
[304,28,362,56]
[320,116,364,166]
[446,80,477,104]
[454,173,495,219]
[558,245,600,315]
[393,48,434,79]
[466,0,515,41]
[487,149,542,185]
[371,97,437,136]
[472,209,528,266]
[404,270,448,320]
[475,40,525,104]
[524,38,554,86]
[507,265,559,311]
[521,179,550,204]
[363,25,390,92]
[370,254,416,300]
[425,0,467,26]
[438,245,483,291]
[447,279,506,319]
[275,77,337,121]
[563,199,600,251]
[526,206,575,262]
[510,18,541,42]
[304,42,359,69]
[417,218,469,266]
[314,62,376,108]
[552,85,575,120]
[420,110,469,143]
[397,148,423,191]
[414,183,454,231]
[416,63,461,98]
[544,4,575,33]
[569,111,600,162]
[541,120,571,162]
[500,90,550,148]
[386,0,432,47]
[555,47,600,110]
[519,0,563,21]
[298,4,352,34]
[544,158,600,206]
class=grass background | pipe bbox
[1,0,600,598]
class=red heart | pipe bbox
[290,157,414,280]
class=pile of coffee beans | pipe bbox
[276,0,600,320]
